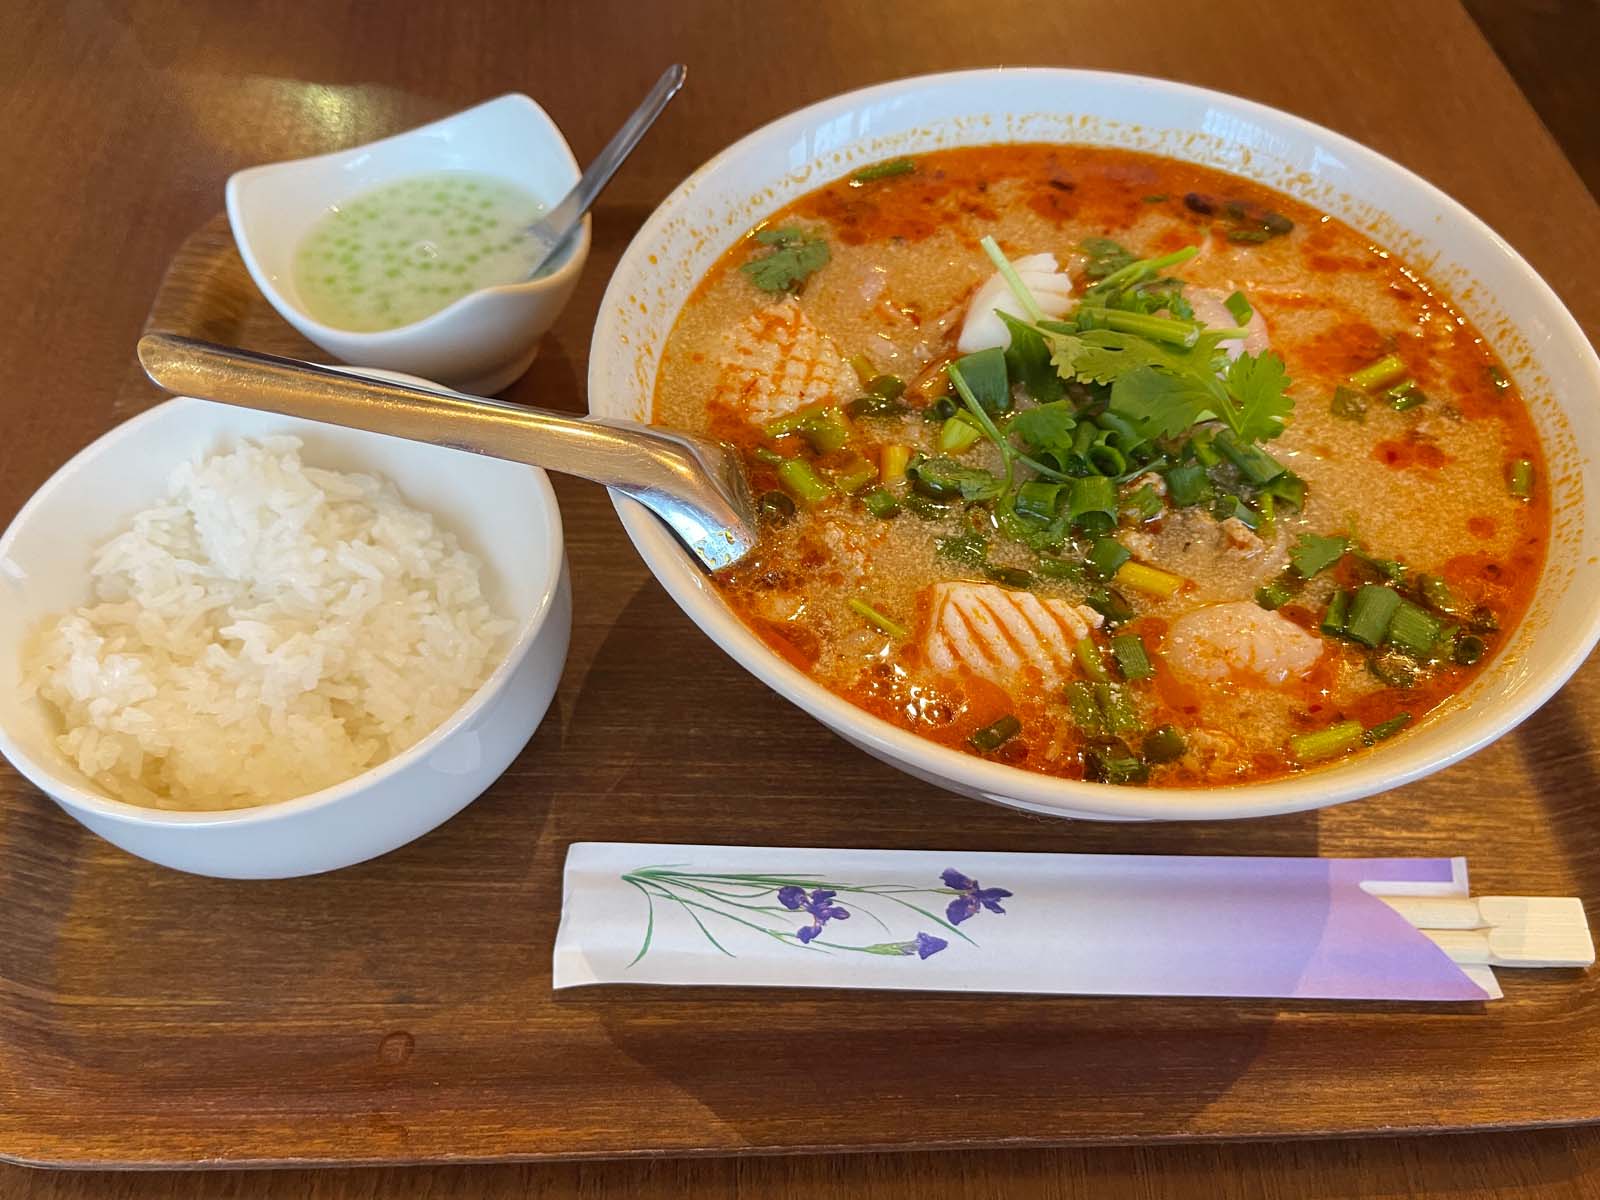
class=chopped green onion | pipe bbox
[1330,386,1368,422]
[1014,480,1065,523]
[1321,589,1351,637]
[1254,493,1276,543]
[881,444,911,484]
[1368,651,1418,689]
[1164,463,1211,507]
[1364,713,1413,745]
[1063,682,1105,735]
[847,597,907,640]
[936,532,987,568]
[848,353,876,386]
[1085,588,1136,626]
[1142,725,1187,763]
[1068,475,1118,526]
[1508,458,1535,499]
[861,487,900,519]
[1347,585,1401,647]
[1256,578,1293,610]
[1388,381,1428,412]
[985,565,1034,588]
[831,455,879,494]
[753,446,787,466]
[1214,430,1285,484]
[1084,739,1149,785]
[1190,432,1222,468]
[1074,636,1111,683]
[1418,574,1463,617]
[924,395,958,421]
[939,413,984,453]
[1289,720,1363,764]
[758,490,796,525]
[852,157,916,183]
[846,394,908,419]
[867,374,906,400]
[764,405,850,454]
[968,714,1021,752]
[1094,682,1140,734]
[1115,561,1182,598]
[1088,538,1132,580]
[1111,634,1154,681]
[777,459,833,507]
[1454,634,1486,666]
[1123,482,1164,522]
[1262,470,1307,510]
[1348,353,1407,392]
[1386,598,1442,658]
[1223,290,1253,326]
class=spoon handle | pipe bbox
[528,64,686,268]
[135,333,757,571]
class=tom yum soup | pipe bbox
[652,145,1548,786]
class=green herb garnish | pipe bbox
[741,227,830,293]
[1289,532,1349,579]
[851,157,917,184]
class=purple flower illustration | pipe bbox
[863,932,949,959]
[906,932,948,958]
[941,868,1012,926]
[779,885,851,943]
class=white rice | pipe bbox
[23,437,512,811]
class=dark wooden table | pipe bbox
[4,0,1599,1194]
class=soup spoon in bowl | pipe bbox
[136,332,759,571]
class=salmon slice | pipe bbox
[714,297,852,425]
[923,582,1104,683]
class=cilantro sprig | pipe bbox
[740,226,830,293]
[982,236,1295,448]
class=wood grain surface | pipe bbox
[3,0,1599,1195]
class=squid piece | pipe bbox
[956,252,1073,353]
[1186,286,1270,361]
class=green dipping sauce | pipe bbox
[291,172,549,332]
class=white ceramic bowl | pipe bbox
[0,392,570,877]
[227,94,590,395]
[588,67,1600,822]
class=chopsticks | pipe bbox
[1374,894,1594,969]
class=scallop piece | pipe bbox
[923,582,1103,683]
[1187,286,1270,361]
[1165,601,1321,687]
[714,298,853,425]
[956,253,1073,353]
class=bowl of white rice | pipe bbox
[0,390,569,878]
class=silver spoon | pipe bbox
[136,333,759,571]
[523,63,687,277]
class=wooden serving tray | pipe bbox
[2,215,1598,1168]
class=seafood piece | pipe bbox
[1187,286,1270,361]
[923,582,1103,683]
[714,298,852,424]
[957,252,1073,353]
[1165,601,1321,687]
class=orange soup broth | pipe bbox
[652,144,1548,786]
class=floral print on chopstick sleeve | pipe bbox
[620,867,1011,967]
